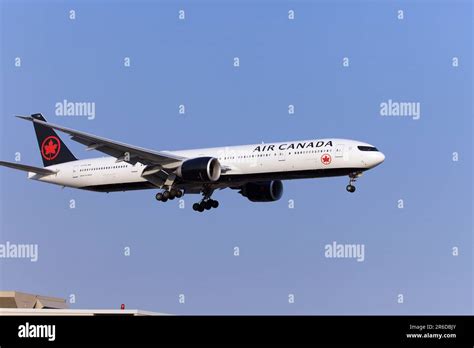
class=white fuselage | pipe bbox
[28,138,385,192]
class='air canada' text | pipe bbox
[253,141,333,152]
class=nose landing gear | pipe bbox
[346,184,356,193]
[346,172,362,193]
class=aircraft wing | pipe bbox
[17,116,186,168]
[0,161,57,176]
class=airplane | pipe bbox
[0,113,385,212]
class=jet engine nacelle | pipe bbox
[177,157,221,182]
[240,180,283,202]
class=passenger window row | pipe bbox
[80,165,128,172]
[219,149,332,160]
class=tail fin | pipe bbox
[30,113,77,166]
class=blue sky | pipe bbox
[0,0,472,314]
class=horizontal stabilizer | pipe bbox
[0,161,57,176]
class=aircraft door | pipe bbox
[72,165,79,178]
[335,144,344,158]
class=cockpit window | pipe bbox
[358,146,378,152]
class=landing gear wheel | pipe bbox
[175,190,183,198]
[192,186,217,212]
[169,189,178,199]
[162,191,171,200]
[346,172,361,193]
[204,200,212,210]
[162,197,168,202]
[155,192,163,201]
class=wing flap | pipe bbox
[141,167,170,188]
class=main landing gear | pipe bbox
[155,188,183,202]
[346,172,362,193]
[192,199,219,212]
[192,186,219,212]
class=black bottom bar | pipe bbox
[0,315,473,346]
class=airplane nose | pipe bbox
[378,152,385,164]
[364,151,385,168]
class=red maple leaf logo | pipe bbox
[321,154,331,165]
[44,140,57,155]
[41,136,61,161]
